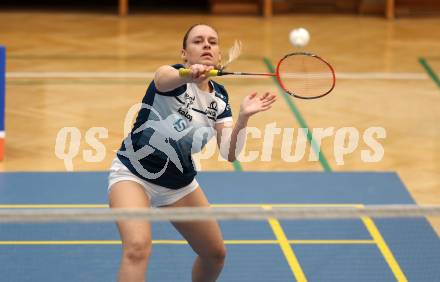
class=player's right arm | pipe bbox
[154,64,213,92]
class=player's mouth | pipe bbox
[201,52,213,58]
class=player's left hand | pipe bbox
[239,92,276,117]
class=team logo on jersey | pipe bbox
[208,101,218,111]
[178,107,193,121]
[173,118,187,132]
[184,93,195,109]
[206,101,218,121]
[176,93,195,121]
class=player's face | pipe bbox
[182,25,220,67]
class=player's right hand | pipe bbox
[188,64,214,83]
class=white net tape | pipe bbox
[0,205,439,223]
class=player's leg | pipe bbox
[163,187,226,282]
[109,181,152,282]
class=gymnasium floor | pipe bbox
[0,171,439,281]
[0,9,439,282]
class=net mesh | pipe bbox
[0,205,439,223]
[278,53,335,98]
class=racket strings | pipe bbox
[278,54,335,99]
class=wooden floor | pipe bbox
[0,12,439,232]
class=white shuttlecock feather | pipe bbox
[221,40,242,70]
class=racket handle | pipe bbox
[178,68,219,77]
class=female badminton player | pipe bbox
[108,24,276,282]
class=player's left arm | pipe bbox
[215,92,276,162]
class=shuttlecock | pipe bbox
[289,28,310,47]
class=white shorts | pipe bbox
[107,157,199,207]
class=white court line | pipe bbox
[336,72,428,80]
[6,72,152,79]
[6,71,428,80]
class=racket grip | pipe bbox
[178,68,219,77]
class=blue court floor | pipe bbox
[0,172,439,281]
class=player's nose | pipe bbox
[203,40,211,49]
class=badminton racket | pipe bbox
[179,52,335,99]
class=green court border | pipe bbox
[232,160,242,171]
[419,57,440,88]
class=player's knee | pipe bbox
[203,245,227,263]
[123,240,152,264]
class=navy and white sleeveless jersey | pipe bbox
[117,64,233,189]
